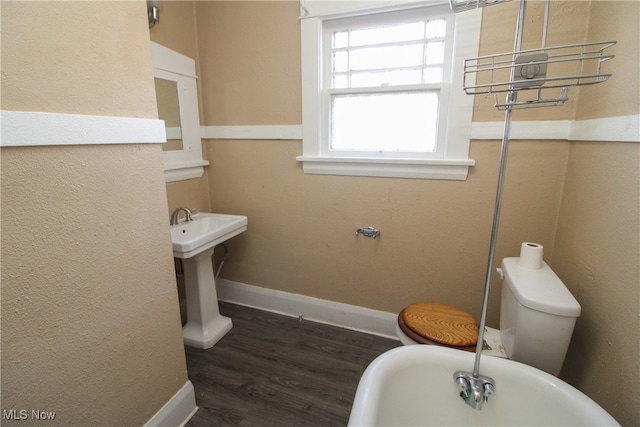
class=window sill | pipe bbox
[295,156,475,180]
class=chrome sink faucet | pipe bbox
[170,207,194,225]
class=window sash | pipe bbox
[329,89,441,155]
[321,6,454,159]
[329,16,448,89]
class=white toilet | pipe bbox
[396,255,581,376]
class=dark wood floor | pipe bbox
[185,302,400,427]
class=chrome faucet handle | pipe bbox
[483,382,495,398]
[455,376,469,395]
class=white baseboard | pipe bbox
[144,380,198,427]
[216,279,399,341]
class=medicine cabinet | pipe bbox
[151,42,208,182]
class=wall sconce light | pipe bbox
[148,0,161,28]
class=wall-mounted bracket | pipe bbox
[356,227,380,239]
[514,53,548,88]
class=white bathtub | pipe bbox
[348,346,619,426]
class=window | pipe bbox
[297,1,481,180]
[326,10,450,156]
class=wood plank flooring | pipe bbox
[185,302,400,426]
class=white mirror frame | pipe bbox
[151,42,208,182]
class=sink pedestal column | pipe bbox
[181,247,232,349]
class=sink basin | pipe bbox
[171,212,248,259]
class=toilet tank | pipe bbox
[499,257,581,376]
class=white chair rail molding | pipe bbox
[0,110,166,147]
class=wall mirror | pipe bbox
[151,42,208,182]
[154,77,183,152]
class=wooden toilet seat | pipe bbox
[398,302,479,352]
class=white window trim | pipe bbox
[297,1,480,180]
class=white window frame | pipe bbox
[297,1,481,180]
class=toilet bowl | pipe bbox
[396,303,508,358]
[397,302,479,351]
[396,256,581,376]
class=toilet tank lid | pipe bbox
[501,258,581,317]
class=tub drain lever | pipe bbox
[356,227,380,239]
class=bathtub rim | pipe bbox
[348,345,619,426]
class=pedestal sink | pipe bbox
[171,212,247,349]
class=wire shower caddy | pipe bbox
[451,0,616,110]
[464,40,616,110]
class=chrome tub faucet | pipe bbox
[454,371,495,410]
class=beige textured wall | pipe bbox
[1,2,188,425]
[1,1,157,117]
[196,1,302,125]
[149,0,199,62]
[550,2,640,424]
[552,142,639,426]
[576,1,640,120]
[206,138,569,324]
[149,1,212,215]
